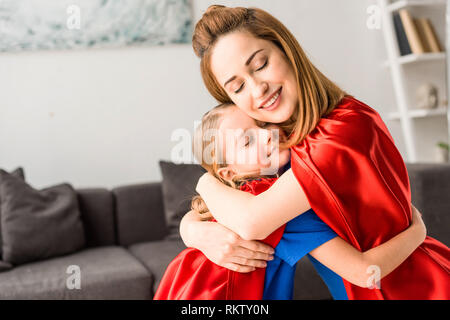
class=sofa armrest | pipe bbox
[113,182,168,246]
[406,163,450,246]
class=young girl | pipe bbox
[181,5,450,299]
[154,103,426,300]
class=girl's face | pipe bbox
[217,106,290,181]
[210,31,298,124]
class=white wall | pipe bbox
[0,0,427,189]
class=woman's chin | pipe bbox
[259,104,294,124]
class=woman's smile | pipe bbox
[259,87,282,111]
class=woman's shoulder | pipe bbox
[292,96,390,154]
[327,96,379,121]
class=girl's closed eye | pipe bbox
[234,83,244,94]
[243,134,255,148]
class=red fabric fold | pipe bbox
[290,96,450,299]
[154,178,284,300]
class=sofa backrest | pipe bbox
[75,163,450,249]
[76,182,169,248]
[76,188,116,248]
[112,182,168,246]
[407,163,450,246]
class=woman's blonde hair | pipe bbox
[191,103,275,220]
[192,5,347,147]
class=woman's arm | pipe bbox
[309,205,426,288]
[196,169,310,240]
[179,210,275,272]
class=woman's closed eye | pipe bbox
[255,59,268,71]
[233,59,268,94]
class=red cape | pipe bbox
[154,178,284,300]
[290,96,450,299]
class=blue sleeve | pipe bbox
[263,256,297,300]
[275,209,338,267]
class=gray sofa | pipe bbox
[0,162,448,300]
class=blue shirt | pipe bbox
[262,162,348,300]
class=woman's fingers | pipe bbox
[229,255,268,268]
[237,239,275,255]
[233,246,274,263]
[223,263,256,273]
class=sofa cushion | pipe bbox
[0,167,25,261]
[0,246,152,299]
[128,239,186,296]
[0,170,85,266]
[159,161,206,238]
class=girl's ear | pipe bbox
[217,167,237,181]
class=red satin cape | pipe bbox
[154,178,284,300]
[290,96,450,299]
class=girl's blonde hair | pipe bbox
[191,103,275,220]
[192,5,347,148]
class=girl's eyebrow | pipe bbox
[223,49,265,88]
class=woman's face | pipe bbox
[210,31,298,124]
[217,106,290,180]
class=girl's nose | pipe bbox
[260,129,272,146]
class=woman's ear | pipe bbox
[217,167,237,182]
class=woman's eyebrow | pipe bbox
[223,49,265,88]
[245,49,264,66]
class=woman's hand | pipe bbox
[411,204,427,243]
[180,210,275,273]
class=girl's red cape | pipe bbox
[153,177,284,300]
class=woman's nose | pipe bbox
[251,79,269,100]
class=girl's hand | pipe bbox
[180,211,275,273]
[411,204,426,243]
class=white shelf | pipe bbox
[387,0,447,12]
[383,52,446,67]
[388,106,448,120]
[379,0,448,162]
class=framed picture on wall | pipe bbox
[0,0,192,52]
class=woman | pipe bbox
[155,103,426,300]
[180,5,450,299]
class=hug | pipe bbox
[155,5,450,300]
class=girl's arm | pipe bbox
[179,210,275,272]
[308,205,426,288]
[196,169,310,240]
